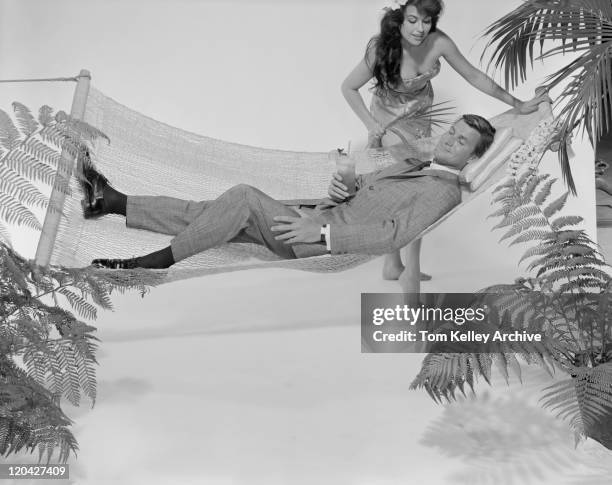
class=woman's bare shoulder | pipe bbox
[427,30,456,57]
[365,36,379,63]
[429,29,453,47]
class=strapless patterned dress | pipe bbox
[368,59,441,148]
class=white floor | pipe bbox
[5,256,612,485]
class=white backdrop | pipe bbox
[0,2,602,482]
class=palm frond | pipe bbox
[480,0,612,192]
[384,101,456,131]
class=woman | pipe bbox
[341,0,548,281]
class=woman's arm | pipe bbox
[341,52,385,137]
[438,33,545,114]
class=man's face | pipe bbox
[433,120,482,169]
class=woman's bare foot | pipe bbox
[383,252,404,280]
[419,271,432,281]
[383,257,431,281]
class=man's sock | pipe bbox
[135,246,175,269]
[103,185,127,216]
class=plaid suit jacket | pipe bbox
[285,157,462,256]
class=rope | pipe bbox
[0,76,79,83]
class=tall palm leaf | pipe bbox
[480,0,612,193]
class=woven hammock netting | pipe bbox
[48,87,554,283]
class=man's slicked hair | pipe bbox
[461,114,496,158]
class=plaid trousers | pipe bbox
[125,184,328,261]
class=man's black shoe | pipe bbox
[91,258,139,269]
[81,163,110,219]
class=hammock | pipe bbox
[35,73,556,284]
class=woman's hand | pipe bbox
[328,173,350,202]
[515,93,552,114]
[367,120,386,139]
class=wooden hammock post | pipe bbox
[34,69,91,266]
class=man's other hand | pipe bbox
[328,173,350,202]
[271,215,322,244]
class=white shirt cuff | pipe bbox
[321,224,331,252]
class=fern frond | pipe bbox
[12,102,39,137]
[38,125,67,150]
[0,193,41,229]
[493,352,513,384]
[410,344,541,404]
[534,256,607,276]
[540,364,612,435]
[516,169,534,187]
[37,106,54,127]
[492,187,517,204]
[23,348,50,387]
[34,425,78,464]
[0,223,12,248]
[76,273,114,311]
[534,177,557,205]
[69,118,110,145]
[477,353,493,384]
[500,217,549,241]
[492,178,516,193]
[561,244,599,257]
[543,192,570,217]
[506,352,523,384]
[54,111,110,145]
[59,347,82,407]
[0,165,49,209]
[4,150,58,187]
[0,359,78,463]
[21,138,63,168]
[488,202,520,218]
[45,348,64,400]
[544,267,610,285]
[493,205,544,229]
[0,109,22,153]
[558,278,609,293]
[555,229,592,243]
[410,353,474,403]
[510,229,555,246]
[550,215,584,231]
[528,243,599,268]
[521,174,545,202]
[519,242,557,263]
[56,288,97,320]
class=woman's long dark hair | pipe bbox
[367,0,443,90]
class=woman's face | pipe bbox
[400,5,433,46]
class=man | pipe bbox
[84,114,495,269]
